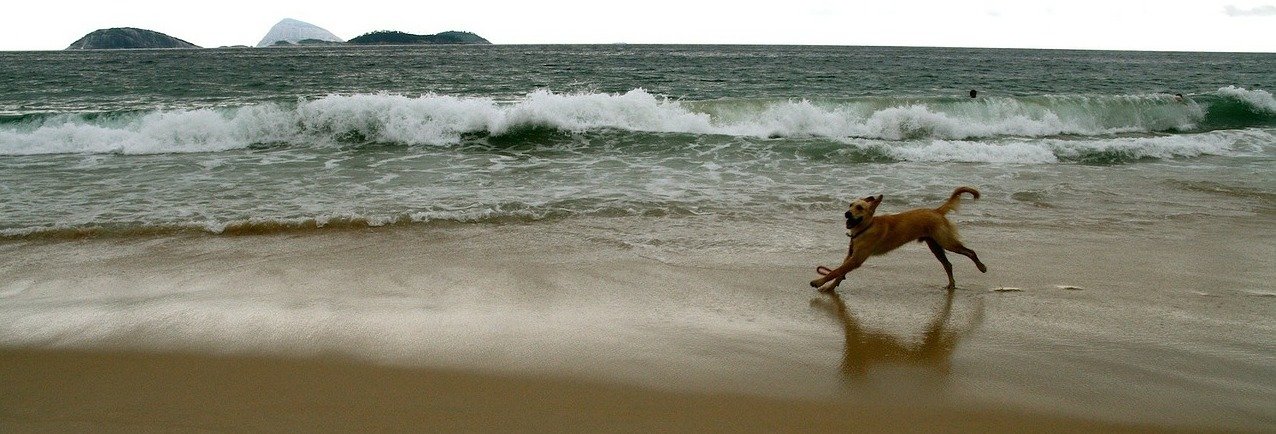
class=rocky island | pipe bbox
[66,28,199,50]
[64,20,491,50]
[347,30,491,45]
[257,18,344,47]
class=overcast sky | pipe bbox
[2,0,1274,52]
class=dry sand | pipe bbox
[1,216,1273,432]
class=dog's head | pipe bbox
[845,195,883,231]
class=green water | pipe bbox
[0,45,1273,239]
[4,45,1274,110]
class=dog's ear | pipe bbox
[866,195,883,213]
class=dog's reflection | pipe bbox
[811,290,984,383]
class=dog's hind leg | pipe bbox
[924,238,957,290]
[945,242,987,274]
[933,226,988,274]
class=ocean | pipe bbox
[1,45,1274,430]
[1,45,1273,239]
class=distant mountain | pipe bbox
[348,30,491,45]
[256,18,343,47]
[267,39,345,47]
[66,28,199,50]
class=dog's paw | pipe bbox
[815,280,841,292]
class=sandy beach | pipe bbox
[1,213,1273,432]
[2,348,1151,433]
[2,37,1275,433]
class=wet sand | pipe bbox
[1,216,1273,431]
[1,348,1151,433]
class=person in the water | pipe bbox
[969,89,978,98]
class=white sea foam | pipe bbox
[0,107,297,154]
[0,89,1235,156]
[1044,131,1252,161]
[710,94,1205,140]
[498,88,715,134]
[882,140,1062,164]
[857,129,1262,164]
[1216,86,1276,114]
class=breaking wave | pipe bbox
[867,129,1268,164]
[2,87,1273,155]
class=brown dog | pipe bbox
[810,187,987,292]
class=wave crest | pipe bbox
[849,127,1264,164]
[1216,86,1276,114]
[0,88,1271,155]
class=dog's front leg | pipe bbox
[810,251,868,292]
[814,265,847,292]
[819,274,847,292]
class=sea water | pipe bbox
[1,45,1273,245]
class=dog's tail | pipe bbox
[936,186,980,215]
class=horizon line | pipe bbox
[6,42,1275,55]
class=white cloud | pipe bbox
[1224,4,1276,16]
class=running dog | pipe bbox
[810,187,987,292]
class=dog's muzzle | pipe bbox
[845,211,862,229]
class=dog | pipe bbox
[810,186,987,292]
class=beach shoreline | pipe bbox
[1,215,1273,431]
